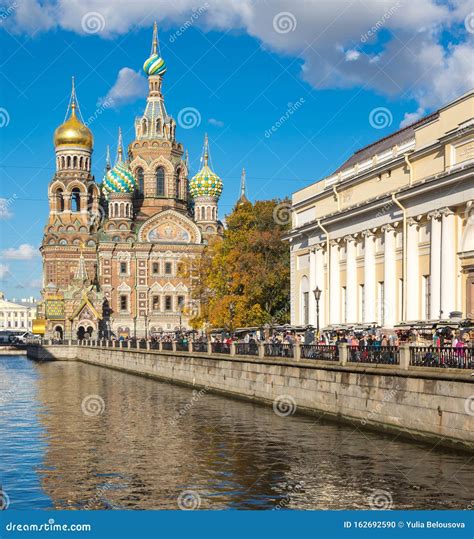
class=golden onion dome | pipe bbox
[54,103,93,149]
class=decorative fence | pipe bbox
[176,342,189,352]
[348,346,400,365]
[211,342,231,354]
[263,343,294,359]
[162,341,173,351]
[192,342,208,353]
[410,346,473,369]
[235,342,259,356]
[300,344,338,361]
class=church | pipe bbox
[35,24,226,340]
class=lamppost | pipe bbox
[178,305,183,335]
[313,287,322,338]
[144,313,148,340]
[133,316,137,339]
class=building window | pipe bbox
[175,167,181,199]
[156,167,165,196]
[136,167,144,193]
[302,291,309,326]
[359,284,365,322]
[152,295,160,311]
[378,281,385,326]
[120,295,128,311]
[164,262,172,275]
[165,295,172,311]
[120,261,127,275]
[177,296,185,310]
[71,188,81,212]
[423,275,431,320]
[152,262,159,275]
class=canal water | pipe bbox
[0,356,473,510]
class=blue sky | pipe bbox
[0,0,472,299]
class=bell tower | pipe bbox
[129,22,188,219]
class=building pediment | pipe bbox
[137,209,201,244]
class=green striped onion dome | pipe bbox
[189,164,223,199]
[102,161,137,196]
[143,54,167,76]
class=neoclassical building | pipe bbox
[36,24,224,339]
[288,91,474,331]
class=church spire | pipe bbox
[203,133,209,166]
[237,167,249,206]
[73,246,89,283]
[151,20,159,56]
[105,145,111,171]
[116,127,123,163]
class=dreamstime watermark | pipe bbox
[273,11,297,34]
[169,3,210,43]
[87,203,106,228]
[81,394,105,416]
[169,386,209,426]
[464,395,474,416]
[369,107,393,129]
[464,12,474,34]
[83,483,112,510]
[368,489,393,510]
[177,490,201,510]
[264,98,305,138]
[360,2,401,42]
[0,488,10,510]
[273,201,292,225]
[0,1,18,23]
[273,395,297,417]
[0,107,10,128]
[81,11,106,34]
[273,481,304,509]
[361,384,400,426]
[85,97,114,127]
[177,107,201,129]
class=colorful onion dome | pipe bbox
[54,99,93,149]
[190,136,223,199]
[143,54,167,76]
[102,161,137,195]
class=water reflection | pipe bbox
[0,357,472,510]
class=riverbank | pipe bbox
[27,343,474,452]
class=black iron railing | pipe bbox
[139,340,147,349]
[211,342,231,354]
[263,343,294,358]
[192,342,208,353]
[410,346,473,369]
[348,345,399,365]
[300,344,338,361]
[235,342,259,356]
[162,341,173,351]
[176,342,189,352]
[150,341,159,350]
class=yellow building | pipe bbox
[287,91,474,331]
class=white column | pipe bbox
[382,224,396,327]
[329,240,340,325]
[308,248,317,326]
[406,218,420,322]
[441,208,456,319]
[364,231,376,323]
[428,211,442,320]
[345,235,357,323]
[315,245,326,328]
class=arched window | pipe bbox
[88,186,94,210]
[175,167,181,199]
[56,189,64,212]
[136,167,144,193]
[73,156,77,168]
[155,118,161,134]
[201,207,205,220]
[61,156,65,169]
[66,156,71,168]
[156,167,165,196]
[142,119,148,136]
[79,156,83,169]
[71,188,81,212]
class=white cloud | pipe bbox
[0,264,9,280]
[345,50,360,62]
[100,67,147,108]
[208,118,225,127]
[0,199,13,219]
[400,107,425,129]
[2,244,38,260]
[6,0,474,110]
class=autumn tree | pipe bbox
[184,199,290,330]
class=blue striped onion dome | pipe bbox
[189,164,223,199]
[102,161,137,196]
[143,54,167,76]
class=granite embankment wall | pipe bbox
[27,344,474,451]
